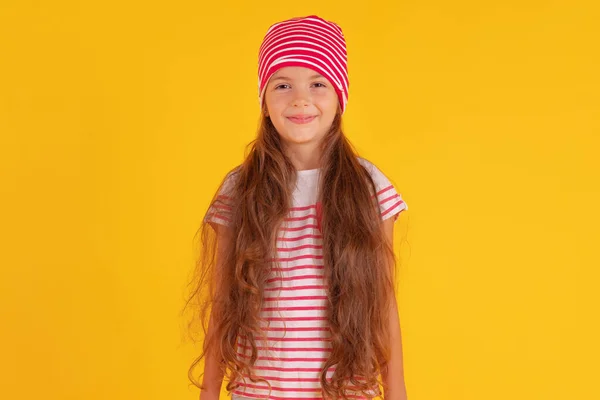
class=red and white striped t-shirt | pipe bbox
[204,157,408,400]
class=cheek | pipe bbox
[317,89,338,102]
[268,95,289,110]
[265,98,284,117]
[315,94,338,112]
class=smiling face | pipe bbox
[263,66,339,150]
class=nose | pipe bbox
[292,87,311,108]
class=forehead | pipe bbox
[271,66,325,80]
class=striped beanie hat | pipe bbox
[258,15,349,114]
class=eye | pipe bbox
[275,84,290,90]
[313,82,327,88]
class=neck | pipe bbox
[284,142,322,171]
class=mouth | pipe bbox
[287,115,317,124]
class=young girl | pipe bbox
[186,15,409,400]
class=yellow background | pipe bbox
[1,1,598,399]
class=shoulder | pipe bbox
[204,165,242,229]
[225,164,242,181]
[219,165,242,193]
[356,157,394,191]
[356,157,409,221]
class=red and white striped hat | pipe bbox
[258,15,349,114]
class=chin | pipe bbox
[287,137,316,145]
[282,134,318,144]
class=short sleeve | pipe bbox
[203,170,238,228]
[360,158,408,222]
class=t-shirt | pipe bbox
[204,157,408,400]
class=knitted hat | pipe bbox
[257,15,349,114]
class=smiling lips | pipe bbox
[287,115,317,124]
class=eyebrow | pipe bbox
[270,74,325,82]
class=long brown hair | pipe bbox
[182,104,398,399]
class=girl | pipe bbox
[185,15,409,400]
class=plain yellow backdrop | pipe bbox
[1,1,599,399]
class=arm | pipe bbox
[381,216,408,400]
[200,314,225,400]
[200,224,233,400]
